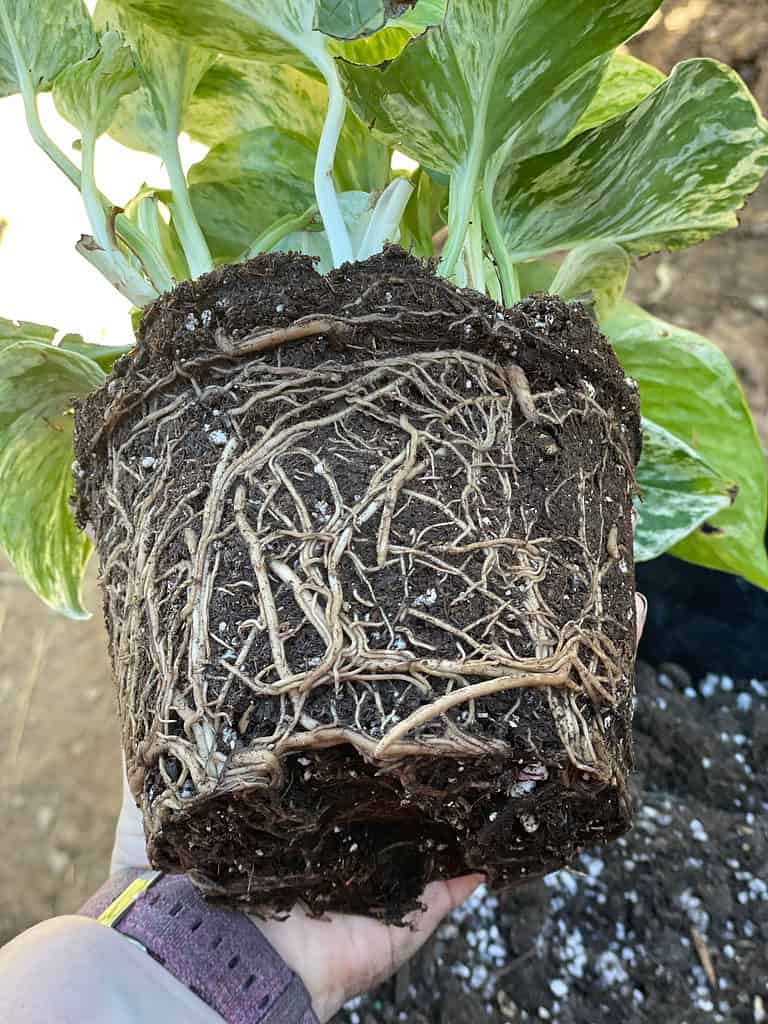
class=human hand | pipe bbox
[111,591,647,1021]
[112,766,481,1021]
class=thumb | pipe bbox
[635,591,648,647]
[395,874,485,963]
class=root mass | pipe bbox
[73,249,641,920]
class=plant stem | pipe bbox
[0,1,173,295]
[80,131,111,251]
[78,132,162,306]
[0,0,81,187]
[115,215,175,294]
[479,184,520,305]
[311,51,354,268]
[438,157,478,280]
[161,136,212,278]
[357,178,414,261]
[465,198,485,290]
[243,205,318,260]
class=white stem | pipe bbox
[356,178,414,261]
[312,50,354,268]
[465,198,485,290]
[81,131,111,251]
[161,136,213,278]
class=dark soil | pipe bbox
[72,248,640,920]
[637,532,768,680]
[337,661,768,1024]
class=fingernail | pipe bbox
[464,873,486,886]
[636,591,647,628]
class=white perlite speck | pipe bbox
[690,818,709,842]
[208,430,228,446]
[595,950,629,986]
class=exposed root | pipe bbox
[215,316,348,356]
[375,669,575,757]
[73,252,640,917]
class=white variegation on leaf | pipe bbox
[634,419,734,562]
[340,0,663,276]
[187,60,326,150]
[549,241,630,321]
[0,339,105,618]
[498,60,768,261]
[52,30,137,139]
[605,299,768,588]
[0,0,95,97]
[94,1,214,151]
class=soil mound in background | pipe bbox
[338,661,768,1024]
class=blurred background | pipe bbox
[1,0,766,951]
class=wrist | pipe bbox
[246,913,344,1023]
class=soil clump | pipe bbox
[73,248,640,920]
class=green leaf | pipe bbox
[0,318,133,373]
[111,0,403,267]
[187,59,390,194]
[548,241,630,320]
[111,0,324,65]
[339,1,661,174]
[498,60,768,262]
[634,418,734,562]
[0,340,104,618]
[394,0,446,34]
[0,316,56,343]
[52,30,138,138]
[603,300,768,588]
[339,0,660,276]
[94,1,214,154]
[0,0,96,98]
[186,59,326,149]
[568,51,665,139]
[57,336,134,374]
[334,109,392,193]
[516,258,558,296]
[188,129,317,261]
[316,0,419,39]
[398,165,447,258]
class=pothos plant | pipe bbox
[2,0,768,917]
[0,0,766,619]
